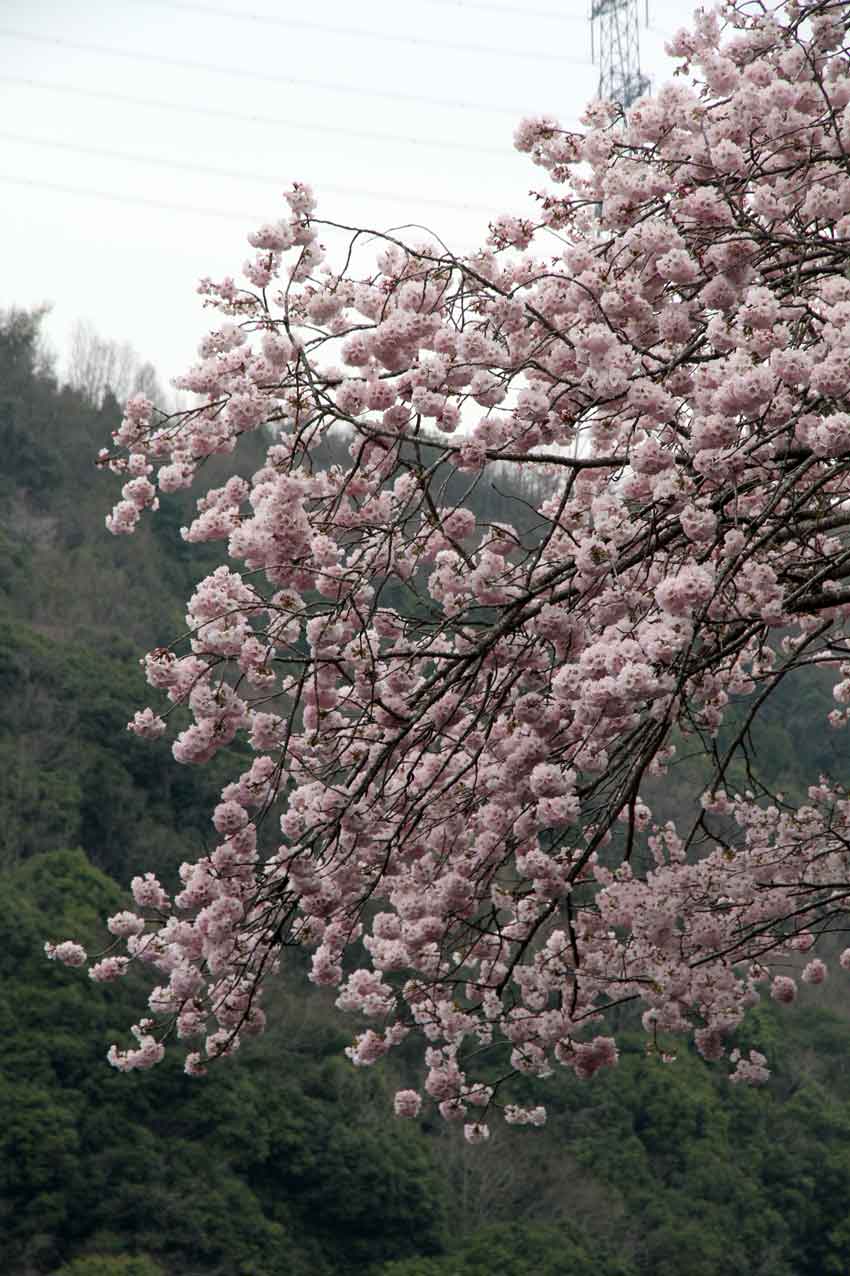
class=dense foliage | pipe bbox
[8,848,850,1274]
[3,851,447,1275]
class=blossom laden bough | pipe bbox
[48,0,850,1133]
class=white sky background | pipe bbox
[2,0,688,389]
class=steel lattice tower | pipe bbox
[590,0,650,112]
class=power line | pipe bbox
[0,132,502,214]
[127,0,590,62]
[423,0,585,21]
[0,174,260,221]
[0,76,513,158]
[0,176,490,254]
[0,174,482,236]
[0,27,549,116]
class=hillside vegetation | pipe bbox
[4,308,850,1276]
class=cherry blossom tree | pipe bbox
[48,0,850,1138]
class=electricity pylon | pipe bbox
[590,0,650,112]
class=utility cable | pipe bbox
[0,132,502,214]
[0,28,582,114]
[127,0,591,62]
[0,75,519,157]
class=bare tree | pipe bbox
[66,320,163,408]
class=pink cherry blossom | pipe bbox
[45,941,87,967]
[801,959,828,986]
[59,0,850,1131]
[393,1089,423,1118]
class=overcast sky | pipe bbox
[2,0,686,388]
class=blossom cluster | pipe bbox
[48,0,850,1135]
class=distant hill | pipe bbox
[4,306,850,1276]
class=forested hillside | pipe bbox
[4,307,850,1276]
